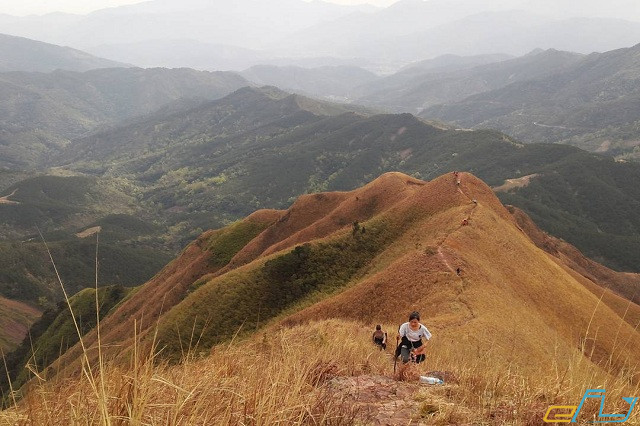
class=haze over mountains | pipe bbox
[352,49,584,112]
[420,43,640,157]
[247,44,640,159]
[0,33,127,72]
[277,9,640,65]
[3,0,640,72]
[0,67,248,168]
[0,0,375,66]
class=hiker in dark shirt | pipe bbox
[372,324,387,350]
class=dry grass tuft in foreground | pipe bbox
[1,319,638,425]
[0,320,388,425]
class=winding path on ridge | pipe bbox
[328,173,478,425]
[437,173,478,273]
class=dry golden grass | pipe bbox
[1,321,390,425]
[508,205,640,306]
[2,319,639,425]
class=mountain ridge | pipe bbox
[54,86,640,271]
[0,67,250,167]
[0,33,128,72]
[30,172,640,392]
[420,42,640,156]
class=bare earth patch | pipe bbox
[595,140,612,153]
[493,174,539,193]
[76,226,102,238]
[328,375,424,425]
[0,189,19,205]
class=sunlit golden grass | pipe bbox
[1,319,638,425]
[0,320,389,425]
[420,334,640,425]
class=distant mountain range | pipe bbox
[419,43,640,157]
[352,49,583,113]
[0,0,375,51]
[0,33,127,72]
[3,82,640,305]
[1,82,640,372]
[3,2,640,412]
[273,8,640,64]
[88,39,269,71]
[2,1,640,72]
[235,42,640,158]
[241,65,378,100]
[0,67,249,167]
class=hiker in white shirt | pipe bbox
[396,311,432,364]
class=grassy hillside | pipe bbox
[7,172,639,424]
[4,319,639,424]
[156,213,409,361]
[1,285,133,396]
[508,205,640,305]
[58,88,640,271]
[0,296,40,351]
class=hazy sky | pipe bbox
[1,0,397,16]
[0,0,144,16]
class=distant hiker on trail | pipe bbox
[372,325,387,350]
[395,311,432,364]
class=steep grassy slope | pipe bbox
[509,205,640,305]
[38,173,640,386]
[5,318,639,424]
[0,296,40,351]
[277,174,640,378]
[24,210,279,380]
[0,285,132,394]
